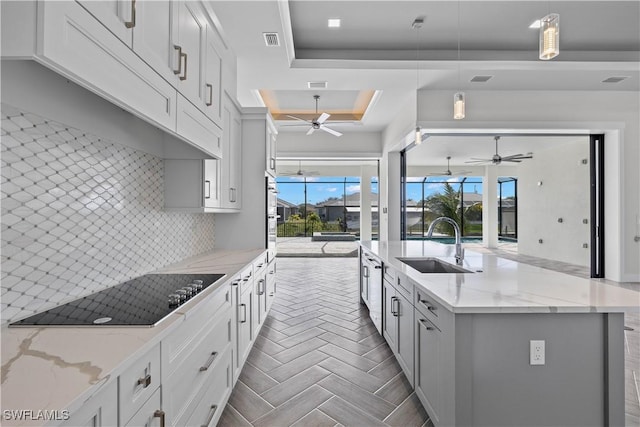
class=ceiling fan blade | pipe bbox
[465,159,490,164]
[279,123,312,127]
[320,125,342,137]
[286,115,310,123]
[306,127,315,135]
[316,112,330,124]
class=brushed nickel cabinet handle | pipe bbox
[204,180,211,199]
[153,410,165,427]
[206,83,213,106]
[419,318,435,331]
[201,405,218,427]
[239,303,247,323]
[180,52,187,81]
[199,351,218,371]
[392,297,400,317]
[124,0,136,28]
[363,265,369,278]
[173,45,183,75]
[136,374,151,388]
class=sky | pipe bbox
[276,176,516,206]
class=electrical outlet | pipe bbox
[530,340,545,365]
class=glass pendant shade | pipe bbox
[453,92,465,120]
[539,13,559,60]
[415,126,422,145]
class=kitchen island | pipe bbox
[360,240,640,427]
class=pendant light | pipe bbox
[453,0,465,120]
[413,17,423,145]
[539,13,559,60]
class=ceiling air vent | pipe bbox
[308,81,327,89]
[263,32,280,47]
[602,76,628,83]
[470,75,493,83]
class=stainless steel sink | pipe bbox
[397,257,475,274]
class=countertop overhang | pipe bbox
[361,240,640,314]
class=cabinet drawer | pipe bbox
[395,271,414,300]
[239,264,254,295]
[254,252,268,271]
[383,264,396,287]
[119,344,160,425]
[163,283,232,377]
[184,346,233,427]
[124,387,162,427]
[415,289,442,328]
[165,311,232,426]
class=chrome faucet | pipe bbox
[426,217,464,265]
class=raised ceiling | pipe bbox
[209,0,639,148]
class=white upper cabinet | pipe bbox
[204,26,223,125]
[131,0,179,86]
[220,94,242,210]
[174,1,206,107]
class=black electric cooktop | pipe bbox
[9,273,226,327]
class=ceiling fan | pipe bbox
[465,136,533,165]
[281,95,343,137]
[428,156,472,176]
[279,160,320,177]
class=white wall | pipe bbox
[518,140,591,266]
[276,131,382,159]
[379,89,639,282]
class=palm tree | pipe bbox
[423,183,462,235]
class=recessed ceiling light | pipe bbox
[529,19,541,29]
[602,76,628,83]
[328,18,341,28]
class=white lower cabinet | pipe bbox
[265,260,276,313]
[415,316,444,425]
[184,346,233,427]
[383,277,414,385]
[60,380,118,427]
[164,312,231,427]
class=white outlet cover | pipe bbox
[530,340,545,365]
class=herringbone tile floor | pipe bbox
[218,258,431,427]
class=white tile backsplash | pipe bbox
[1,104,216,324]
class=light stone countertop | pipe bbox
[0,248,266,427]
[361,240,640,314]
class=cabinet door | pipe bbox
[396,293,415,386]
[220,96,242,209]
[236,287,253,370]
[415,316,443,425]
[77,0,132,46]
[132,0,178,85]
[266,125,277,176]
[60,381,118,427]
[265,261,276,312]
[383,280,398,350]
[203,159,220,208]
[176,94,222,158]
[175,1,205,105]
[203,27,223,125]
